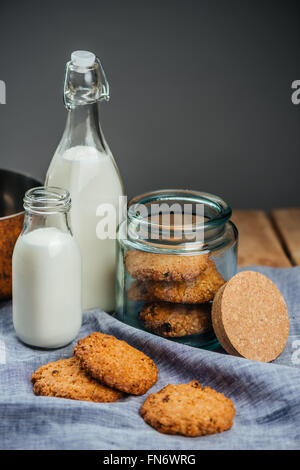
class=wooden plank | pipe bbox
[271,208,300,266]
[232,210,291,267]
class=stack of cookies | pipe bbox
[126,250,225,338]
[31,332,158,402]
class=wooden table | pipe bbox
[232,209,300,267]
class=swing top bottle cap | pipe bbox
[71,50,96,67]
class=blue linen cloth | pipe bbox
[0,266,299,450]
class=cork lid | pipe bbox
[212,271,289,362]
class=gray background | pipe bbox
[0,0,299,210]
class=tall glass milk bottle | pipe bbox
[46,51,124,312]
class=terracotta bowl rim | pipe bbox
[0,167,42,221]
[0,210,25,221]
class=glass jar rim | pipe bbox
[128,189,231,228]
[119,189,233,254]
[24,186,71,215]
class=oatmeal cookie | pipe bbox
[128,280,155,303]
[125,250,208,282]
[139,302,212,337]
[140,381,235,436]
[129,260,225,304]
[31,357,123,402]
[74,332,158,395]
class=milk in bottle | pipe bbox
[46,51,124,312]
[12,187,82,348]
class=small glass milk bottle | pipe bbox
[12,187,82,348]
[45,51,124,312]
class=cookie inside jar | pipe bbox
[115,190,238,350]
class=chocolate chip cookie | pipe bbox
[125,250,209,282]
[129,259,225,304]
[31,357,123,402]
[140,381,235,436]
[74,332,158,395]
[139,302,212,337]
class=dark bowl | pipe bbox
[0,169,42,299]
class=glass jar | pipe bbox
[12,187,82,349]
[115,189,238,350]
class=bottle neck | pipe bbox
[22,187,72,235]
[23,211,71,236]
[63,103,107,151]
